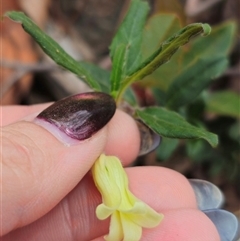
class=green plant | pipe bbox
[5,0,230,148]
[140,13,239,181]
[5,0,239,180]
[5,0,239,239]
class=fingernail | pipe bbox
[189,179,224,210]
[204,209,238,241]
[136,120,161,156]
[35,92,116,144]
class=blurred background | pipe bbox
[1,0,239,224]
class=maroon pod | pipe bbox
[37,92,116,140]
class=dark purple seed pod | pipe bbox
[37,92,116,140]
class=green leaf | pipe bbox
[5,11,102,91]
[154,0,186,25]
[152,87,167,106]
[186,139,216,162]
[79,61,111,93]
[135,106,218,147]
[229,122,240,142]
[205,91,240,118]
[156,137,179,161]
[110,0,149,97]
[183,21,237,61]
[123,87,138,106]
[165,55,228,109]
[117,22,211,101]
[110,44,126,97]
[140,14,182,90]
[142,14,182,60]
[141,18,237,92]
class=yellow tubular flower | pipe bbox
[92,154,164,241]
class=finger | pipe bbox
[2,167,205,241]
[1,107,140,236]
[1,121,108,236]
[1,104,51,126]
[104,110,141,162]
[142,209,219,241]
[1,103,140,162]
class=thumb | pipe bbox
[1,92,115,235]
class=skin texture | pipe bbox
[1,104,220,241]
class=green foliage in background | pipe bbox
[5,0,239,179]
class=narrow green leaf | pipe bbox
[130,23,211,80]
[142,14,182,60]
[183,21,237,62]
[117,22,211,101]
[205,91,240,118]
[79,61,111,93]
[110,0,149,95]
[5,11,102,91]
[110,44,126,98]
[140,18,237,92]
[166,55,228,109]
[135,107,218,147]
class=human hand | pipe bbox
[1,95,236,241]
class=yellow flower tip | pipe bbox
[92,154,164,241]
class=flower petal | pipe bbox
[104,211,123,241]
[92,154,164,240]
[96,203,115,220]
[92,154,122,208]
[128,205,164,228]
[120,213,142,241]
[120,200,146,214]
